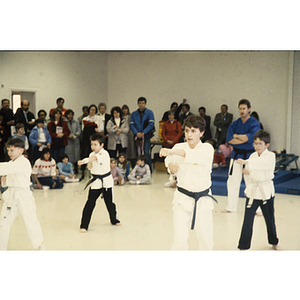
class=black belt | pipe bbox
[177,186,218,230]
[84,172,111,190]
[229,148,255,175]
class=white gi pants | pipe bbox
[171,190,214,250]
[226,159,262,214]
[0,188,44,250]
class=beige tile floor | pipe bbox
[1,170,299,299]
[1,170,300,251]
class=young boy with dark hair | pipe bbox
[13,123,29,150]
[160,115,217,250]
[0,138,45,250]
[78,133,121,233]
[128,154,151,184]
[236,130,279,250]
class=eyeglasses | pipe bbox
[253,142,265,147]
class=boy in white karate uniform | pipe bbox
[0,138,45,250]
[237,130,279,250]
[160,115,217,250]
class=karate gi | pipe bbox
[226,116,261,212]
[0,156,44,250]
[165,141,215,250]
[238,149,279,249]
[80,148,120,230]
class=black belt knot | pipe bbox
[177,186,218,230]
[84,171,111,190]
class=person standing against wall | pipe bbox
[213,104,233,147]
[130,97,155,173]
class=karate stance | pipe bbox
[0,138,45,250]
[160,115,217,250]
[78,133,121,232]
[237,130,279,250]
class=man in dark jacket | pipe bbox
[213,104,233,146]
[14,99,35,136]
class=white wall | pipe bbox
[0,51,108,119]
[107,51,292,153]
[291,52,300,158]
[0,50,296,155]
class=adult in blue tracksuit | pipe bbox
[29,119,52,163]
[222,99,261,213]
[130,97,155,173]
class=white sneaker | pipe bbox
[65,177,80,183]
[129,180,140,185]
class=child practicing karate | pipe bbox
[160,115,217,250]
[78,133,121,232]
[0,138,45,250]
[236,130,279,250]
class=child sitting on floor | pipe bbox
[128,154,151,185]
[110,158,125,185]
[57,153,80,183]
[117,153,130,180]
[32,147,63,189]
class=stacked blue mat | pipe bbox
[211,167,300,196]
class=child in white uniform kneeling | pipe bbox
[237,130,279,250]
[160,115,217,250]
[0,138,45,250]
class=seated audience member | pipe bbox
[117,153,130,180]
[106,106,129,159]
[161,102,178,121]
[174,98,187,121]
[47,109,70,162]
[32,147,63,189]
[37,109,49,127]
[161,111,182,148]
[128,155,151,185]
[110,158,125,185]
[57,153,79,182]
[12,123,29,151]
[198,106,212,142]
[65,109,81,174]
[251,111,264,130]
[29,118,52,163]
[213,104,233,147]
[49,97,67,119]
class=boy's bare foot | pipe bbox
[256,211,263,217]
[115,223,122,226]
[272,244,281,250]
[52,182,57,189]
[79,228,87,233]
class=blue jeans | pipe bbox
[52,147,65,163]
[38,176,64,189]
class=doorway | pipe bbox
[11,91,36,115]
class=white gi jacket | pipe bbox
[165,141,214,212]
[88,148,113,189]
[0,156,32,206]
[244,149,275,202]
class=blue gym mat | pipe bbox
[211,168,300,196]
